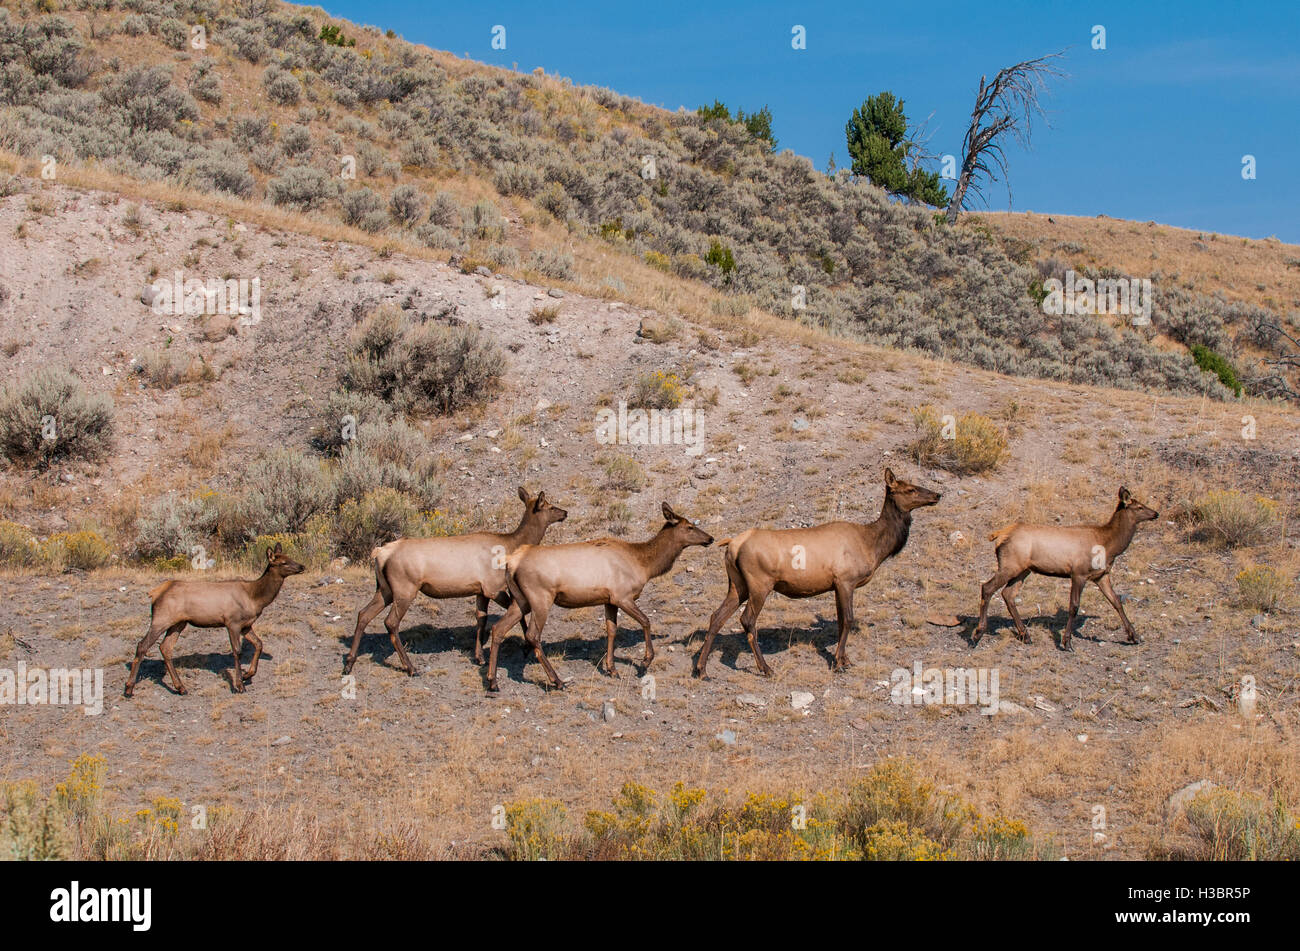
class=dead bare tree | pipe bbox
[1245,315,1300,400]
[946,52,1065,224]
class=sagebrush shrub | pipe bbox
[0,366,114,466]
[132,492,218,560]
[267,165,336,209]
[1192,490,1277,548]
[341,306,505,415]
[332,486,420,559]
[908,406,1007,475]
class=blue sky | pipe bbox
[320,0,1299,242]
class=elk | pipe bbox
[124,543,305,698]
[344,487,568,675]
[972,486,1159,651]
[694,468,941,678]
[485,503,714,691]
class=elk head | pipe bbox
[661,502,714,548]
[1117,486,1159,521]
[884,467,942,512]
[267,542,305,577]
[519,485,569,527]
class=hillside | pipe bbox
[0,0,1297,862]
[1,0,1296,400]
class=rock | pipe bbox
[534,399,552,412]
[474,265,492,277]
[456,433,473,442]
[925,613,963,627]
[547,288,564,298]
[1031,696,1056,713]
[140,283,161,307]
[1168,780,1215,815]
[997,700,1034,715]
[715,729,737,746]
[271,735,291,746]
[791,416,809,432]
[602,701,616,723]
[790,691,814,710]
[736,694,766,708]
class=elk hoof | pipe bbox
[691,664,707,679]
[758,665,773,678]
[342,659,354,675]
[233,683,245,694]
[1127,633,1142,645]
[1060,640,1075,653]
[123,685,134,699]
[486,679,499,692]
[603,666,620,679]
[1015,632,1032,644]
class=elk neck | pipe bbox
[631,526,687,580]
[1101,505,1140,556]
[507,508,548,547]
[247,563,286,609]
[870,491,912,560]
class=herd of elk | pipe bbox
[123,476,1161,698]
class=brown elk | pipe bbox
[344,487,568,675]
[485,503,713,691]
[124,543,305,698]
[694,468,941,677]
[972,486,1159,651]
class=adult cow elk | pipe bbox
[972,486,1158,650]
[693,468,940,677]
[124,542,305,698]
[344,487,568,675]
[485,503,713,691]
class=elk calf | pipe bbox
[972,486,1158,651]
[486,503,713,691]
[344,487,567,674]
[694,468,941,677]
[124,543,305,697]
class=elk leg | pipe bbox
[602,604,620,676]
[345,585,392,675]
[974,567,1012,645]
[489,591,529,661]
[242,628,264,681]
[227,623,247,693]
[694,566,747,677]
[1002,570,1032,642]
[125,621,170,698]
[522,600,565,689]
[486,601,526,692]
[384,595,418,676]
[617,599,654,670]
[1061,577,1084,652]
[832,580,857,671]
[158,625,188,695]
[739,583,773,677]
[474,594,490,665]
[1096,574,1139,644]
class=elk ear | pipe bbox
[884,467,897,488]
[534,490,547,510]
[661,502,680,524]
[266,546,274,563]
[273,542,283,555]
[1118,486,1132,505]
[518,486,530,505]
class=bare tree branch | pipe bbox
[946,51,1066,224]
